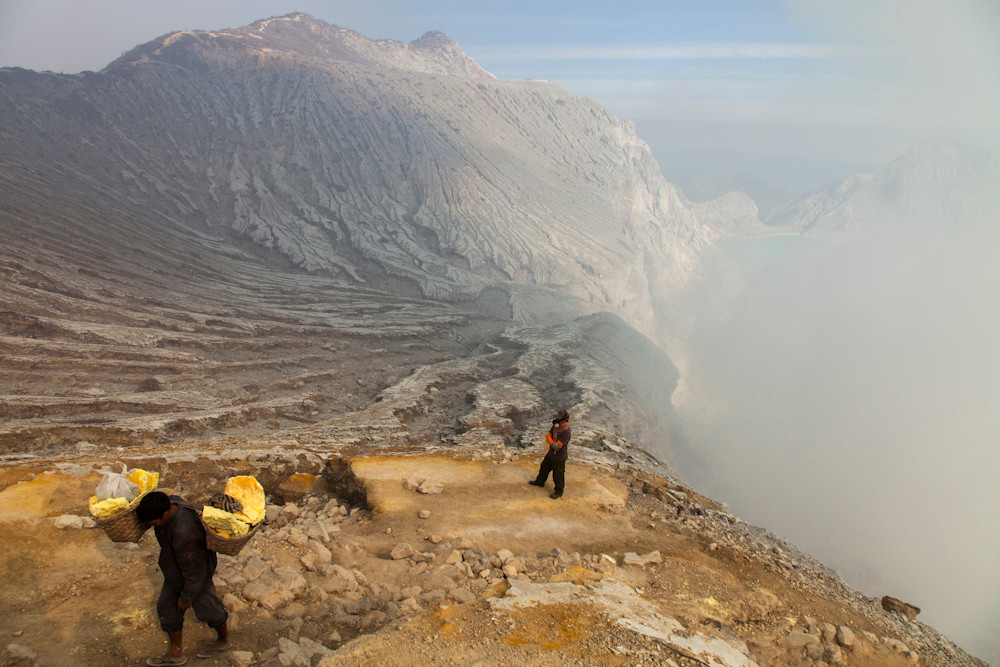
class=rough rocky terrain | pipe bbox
[0,439,983,667]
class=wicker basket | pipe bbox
[95,504,150,543]
[203,519,261,556]
[174,501,260,556]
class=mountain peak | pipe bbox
[107,13,494,79]
[411,30,457,50]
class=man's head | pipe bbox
[136,491,174,525]
[552,409,569,425]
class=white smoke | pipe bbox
[681,157,1000,663]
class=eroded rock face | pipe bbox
[0,13,716,462]
[0,13,713,346]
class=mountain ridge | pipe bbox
[0,12,714,355]
[106,12,496,80]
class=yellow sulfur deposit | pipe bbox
[89,496,130,519]
[202,505,250,538]
[127,469,159,496]
[88,467,160,518]
[223,476,265,525]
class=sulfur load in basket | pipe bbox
[201,476,264,556]
[89,466,159,542]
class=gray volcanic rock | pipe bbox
[0,12,712,347]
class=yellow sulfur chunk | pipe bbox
[127,469,159,496]
[202,505,250,538]
[89,496,129,519]
[223,476,265,525]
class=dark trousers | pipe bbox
[534,457,565,493]
[157,580,228,632]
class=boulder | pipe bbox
[310,539,333,564]
[273,566,307,594]
[449,588,476,604]
[306,522,330,543]
[463,549,490,573]
[242,556,270,581]
[836,625,856,647]
[242,578,295,612]
[417,480,444,495]
[805,642,824,660]
[622,552,661,568]
[418,510,431,519]
[383,601,403,619]
[823,644,844,664]
[277,637,309,667]
[780,630,820,650]
[640,550,662,564]
[507,557,527,574]
[881,595,920,620]
[286,532,309,549]
[598,554,616,575]
[420,588,447,604]
[300,553,318,572]
[391,543,415,560]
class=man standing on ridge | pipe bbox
[136,491,232,666]
[529,410,571,499]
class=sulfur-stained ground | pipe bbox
[0,448,921,666]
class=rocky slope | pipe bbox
[0,11,714,347]
[0,442,985,666]
[0,159,694,466]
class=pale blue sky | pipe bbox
[1,0,997,192]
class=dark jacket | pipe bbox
[154,496,217,602]
[546,425,571,462]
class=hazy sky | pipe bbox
[1,0,997,192]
